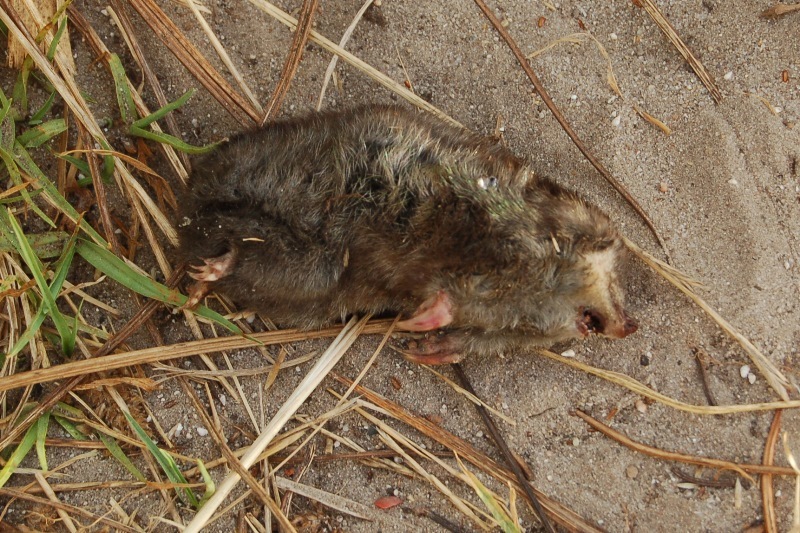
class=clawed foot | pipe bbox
[174,281,211,313]
[188,249,236,282]
[400,334,465,365]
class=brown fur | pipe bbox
[177,106,636,357]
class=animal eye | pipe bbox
[477,176,499,190]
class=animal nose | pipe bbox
[621,315,638,337]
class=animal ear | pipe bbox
[397,290,453,332]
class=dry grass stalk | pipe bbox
[9,0,75,74]
[536,348,800,414]
[127,0,260,125]
[762,410,783,533]
[0,320,392,393]
[1,3,178,247]
[185,0,264,114]
[261,0,318,122]
[782,433,800,533]
[248,0,461,127]
[377,428,495,530]
[0,267,183,452]
[623,237,793,400]
[183,316,369,533]
[760,3,800,17]
[274,476,380,522]
[637,0,722,103]
[316,0,376,110]
[575,410,798,478]
[182,378,296,532]
[150,351,316,380]
[333,375,604,532]
[34,472,78,533]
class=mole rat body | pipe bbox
[177,106,637,363]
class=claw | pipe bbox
[187,249,236,282]
[174,281,211,313]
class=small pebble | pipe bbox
[612,115,621,127]
[609,32,618,40]
[626,465,639,479]
[561,349,576,358]
[724,71,733,80]
[196,427,209,437]
[728,178,738,186]
[677,482,698,490]
[635,399,648,413]
[659,182,669,193]
[739,365,750,379]
[747,372,756,384]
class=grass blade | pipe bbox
[35,411,51,471]
[17,118,67,147]
[76,238,241,334]
[129,124,220,154]
[124,411,199,507]
[457,455,520,533]
[98,432,146,482]
[5,208,75,356]
[0,421,38,488]
[108,53,138,123]
[28,91,57,125]
[196,460,215,506]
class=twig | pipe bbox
[669,467,737,489]
[574,410,797,478]
[760,3,800,18]
[451,363,554,533]
[692,346,718,407]
[262,0,319,123]
[762,410,783,533]
[472,0,669,259]
[637,0,722,103]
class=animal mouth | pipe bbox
[577,308,605,336]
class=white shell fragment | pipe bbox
[739,365,750,379]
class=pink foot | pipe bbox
[188,250,236,282]
[401,334,464,365]
[397,290,453,332]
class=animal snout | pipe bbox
[609,313,638,339]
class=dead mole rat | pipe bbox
[177,105,638,364]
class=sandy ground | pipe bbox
[4,0,800,531]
